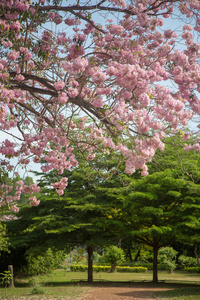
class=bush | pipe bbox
[178,255,197,270]
[93,265,111,272]
[134,261,153,270]
[70,265,88,272]
[184,267,200,273]
[104,246,125,272]
[158,247,177,273]
[29,278,45,295]
[26,248,66,276]
[116,266,147,273]
[69,264,147,273]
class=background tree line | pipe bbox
[1,136,200,284]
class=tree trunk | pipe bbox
[152,245,159,283]
[194,244,200,267]
[110,264,117,272]
[87,246,93,284]
[8,265,14,288]
[128,248,133,262]
[133,249,140,262]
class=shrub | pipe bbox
[0,271,13,288]
[116,266,147,273]
[70,265,88,272]
[29,278,45,295]
[69,264,147,273]
[134,261,153,270]
[158,247,177,273]
[104,246,125,272]
[93,265,110,272]
[184,267,200,273]
[26,248,66,276]
[178,255,197,270]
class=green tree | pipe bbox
[123,170,200,283]
[0,223,9,254]
[104,246,125,272]
[5,155,128,283]
[149,136,200,183]
[158,247,178,273]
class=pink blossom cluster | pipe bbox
[52,177,68,196]
[0,179,40,214]
[1,0,200,213]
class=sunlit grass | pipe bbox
[1,269,200,299]
[0,284,88,299]
[37,269,200,284]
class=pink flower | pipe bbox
[92,97,103,108]
[54,80,65,90]
[15,74,24,82]
[68,88,78,98]
[7,50,20,61]
[11,205,19,213]
[24,52,32,61]
[29,196,40,206]
[10,21,21,31]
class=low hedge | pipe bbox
[69,265,147,273]
[184,267,200,273]
[116,266,147,273]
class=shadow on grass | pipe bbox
[154,286,200,299]
[14,280,200,288]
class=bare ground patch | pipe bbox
[77,284,174,300]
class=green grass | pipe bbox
[0,284,88,299]
[0,269,200,299]
[154,287,200,299]
[37,269,200,284]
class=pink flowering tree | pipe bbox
[1,0,200,213]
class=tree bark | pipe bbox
[8,265,14,288]
[194,244,200,267]
[134,249,140,262]
[87,246,93,284]
[152,245,159,283]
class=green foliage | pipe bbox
[158,247,178,272]
[0,271,13,287]
[104,246,125,272]
[116,266,147,273]
[149,136,200,184]
[184,267,200,273]
[178,255,197,269]
[26,248,66,276]
[70,264,88,272]
[0,222,9,253]
[69,264,147,273]
[29,278,45,295]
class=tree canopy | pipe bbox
[1,0,200,212]
[123,170,200,282]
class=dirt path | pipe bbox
[77,285,174,300]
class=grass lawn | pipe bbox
[0,269,200,299]
[37,269,200,284]
[154,287,200,300]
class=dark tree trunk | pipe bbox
[118,238,122,248]
[152,245,159,283]
[194,244,200,267]
[133,249,140,262]
[127,248,133,262]
[87,246,93,284]
[110,264,117,272]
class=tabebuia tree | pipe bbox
[1,0,200,213]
